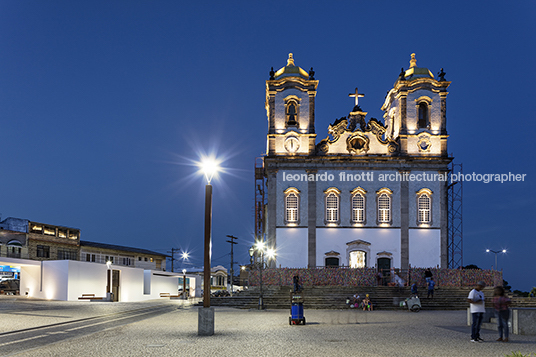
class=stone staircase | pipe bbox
[208,286,494,310]
[209,286,536,310]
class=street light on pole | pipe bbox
[198,156,220,336]
[486,249,507,270]
[182,268,187,300]
[249,241,276,310]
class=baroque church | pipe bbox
[263,53,452,271]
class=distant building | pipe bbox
[80,241,166,271]
[0,217,166,271]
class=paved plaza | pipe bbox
[0,297,535,357]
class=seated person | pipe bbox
[362,294,373,311]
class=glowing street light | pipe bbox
[486,249,507,270]
[106,260,112,301]
[197,156,220,336]
[199,157,220,184]
[181,251,189,261]
[249,242,276,310]
[182,268,187,300]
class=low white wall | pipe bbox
[20,265,41,298]
[20,260,185,302]
[149,274,179,299]
[66,261,108,301]
[116,265,145,302]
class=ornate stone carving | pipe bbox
[366,118,388,144]
[417,134,432,152]
[346,133,370,155]
[327,117,348,142]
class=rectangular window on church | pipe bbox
[352,193,365,223]
[285,192,299,224]
[378,193,391,223]
[418,193,431,224]
[325,190,340,224]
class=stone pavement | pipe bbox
[1,297,535,357]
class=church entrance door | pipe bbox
[325,257,339,267]
[377,258,391,285]
[111,269,120,302]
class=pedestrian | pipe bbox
[376,271,383,286]
[424,268,433,286]
[427,278,435,298]
[468,281,486,342]
[293,274,301,293]
[492,286,511,342]
[411,283,418,296]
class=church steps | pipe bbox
[207,286,496,310]
[208,286,536,310]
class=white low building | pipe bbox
[2,256,200,302]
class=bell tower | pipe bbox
[266,54,318,156]
[381,53,451,156]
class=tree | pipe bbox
[462,264,481,270]
[502,280,512,291]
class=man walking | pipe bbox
[468,281,486,342]
[427,278,435,298]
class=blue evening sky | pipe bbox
[0,1,534,290]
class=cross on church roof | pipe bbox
[349,87,365,107]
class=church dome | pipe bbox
[274,53,310,80]
[404,53,434,79]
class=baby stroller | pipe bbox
[400,295,421,312]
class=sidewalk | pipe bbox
[2,300,535,357]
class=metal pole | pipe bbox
[259,251,264,310]
[183,273,187,300]
[171,248,175,273]
[230,242,234,296]
[203,184,213,308]
[495,253,498,271]
[226,235,238,297]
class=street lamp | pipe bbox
[249,242,276,310]
[106,260,112,301]
[486,249,507,270]
[198,157,220,336]
[182,268,187,300]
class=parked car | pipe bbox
[0,279,20,295]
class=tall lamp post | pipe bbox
[182,268,187,300]
[198,157,219,336]
[486,249,506,270]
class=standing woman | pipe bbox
[492,286,511,342]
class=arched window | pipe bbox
[324,188,341,225]
[284,188,300,224]
[417,188,433,224]
[7,240,22,258]
[351,187,367,224]
[377,188,393,224]
[418,102,428,129]
[286,102,298,126]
